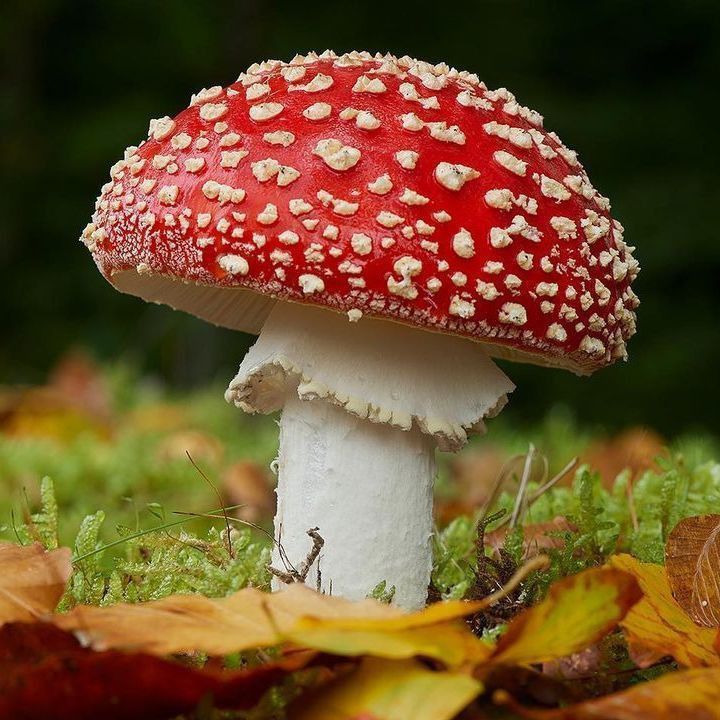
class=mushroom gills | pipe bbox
[225,301,514,608]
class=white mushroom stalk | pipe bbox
[226,302,514,608]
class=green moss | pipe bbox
[2,366,719,607]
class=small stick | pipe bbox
[490,456,578,532]
[481,554,550,607]
[267,527,325,584]
[510,444,536,528]
[295,527,324,580]
[477,453,527,523]
[316,554,322,593]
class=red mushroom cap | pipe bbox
[82,50,639,375]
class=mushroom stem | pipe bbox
[226,301,514,608]
[273,392,436,608]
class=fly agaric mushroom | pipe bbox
[81,50,639,609]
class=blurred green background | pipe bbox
[1,0,719,436]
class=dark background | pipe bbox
[1,0,718,436]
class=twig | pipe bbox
[268,527,325,584]
[477,453,527,523]
[510,444,536,528]
[491,456,579,532]
[481,554,550,607]
[529,456,578,501]
[295,527,324,579]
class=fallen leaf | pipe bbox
[496,666,720,719]
[482,666,583,710]
[48,350,112,423]
[489,567,641,667]
[0,542,72,624]
[287,616,490,668]
[0,387,107,442]
[222,460,275,522]
[0,622,308,720]
[283,558,556,666]
[0,351,111,441]
[609,554,719,667]
[289,657,481,720]
[156,429,224,464]
[485,517,576,559]
[55,583,491,664]
[665,514,720,627]
[582,427,665,487]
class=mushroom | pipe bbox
[81,50,639,609]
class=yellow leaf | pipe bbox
[290,657,481,720]
[55,583,489,664]
[489,567,641,666]
[288,617,491,667]
[610,554,719,667]
[0,543,72,624]
[497,666,720,719]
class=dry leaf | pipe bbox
[489,567,641,667]
[0,621,309,720]
[0,352,112,442]
[289,657,481,720]
[0,387,107,442]
[496,666,720,719]
[609,554,719,667]
[54,583,491,664]
[0,542,72,624]
[485,517,576,559]
[287,614,491,667]
[222,461,275,522]
[48,350,112,422]
[582,427,665,487]
[665,514,720,627]
[156,429,224,464]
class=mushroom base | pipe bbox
[273,393,436,609]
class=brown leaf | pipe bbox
[0,352,112,442]
[0,543,72,624]
[0,622,308,720]
[48,350,112,422]
[609,554,719,667]
[53,584,401,656]
[222,460,275,522]
[495,666,720,719]
[582,427,665,487]
[665,514,720,627]
[485,517,576,559]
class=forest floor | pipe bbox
[2,352,720,719]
